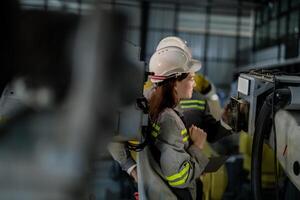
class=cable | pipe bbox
[251,92,273,200]
[251,84,291,200]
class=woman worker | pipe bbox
[138,38,209,200]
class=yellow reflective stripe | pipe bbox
[181,129,187,135]
[128,140,139,144]
[151,131,158,138]
[180,100,205,104]
[152,123,160,131]
[169,173,189,186]
[166,162,190,181]
[151,123,160,138]
[180,105,205,110]
[183,136,189,142]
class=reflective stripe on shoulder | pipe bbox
[151,123,160,138]
[166,162,190,186]
[152,123,160,131]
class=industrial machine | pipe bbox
[229,69,300,199]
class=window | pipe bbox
[279,15,287,38]
[149,4,175,29]
[270,19,277,41]
[289,10,299,36]
[271,2,278,18]
[280,0,289,13]
[291,0,300,7]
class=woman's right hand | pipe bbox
[189,125,207,150]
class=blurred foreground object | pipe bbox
[0,1,143,199]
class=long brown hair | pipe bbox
[149,73,188,121]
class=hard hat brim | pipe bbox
[188,59,202,73]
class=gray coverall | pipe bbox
[138,106,209,200]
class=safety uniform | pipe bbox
[137,90,232,200]
[139,106,209,200]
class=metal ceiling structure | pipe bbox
[20,0,263,16]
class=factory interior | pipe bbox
[2,0,300,199]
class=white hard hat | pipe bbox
[156,36,192,58]
[149,46,201,83]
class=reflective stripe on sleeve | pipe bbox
[180,100,205,110]
[181,129,187,135]
[169,174,189,186]
[180,105,205,110]
[182,136,189,142]
[180,100,205,105]
[166,162,190,186]
[181,129,189,142]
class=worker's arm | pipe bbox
[182,106,232,143]
[156,113,209,189]
[202,113,232,143]
[107,141,136,175]
[193,98,231,142]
